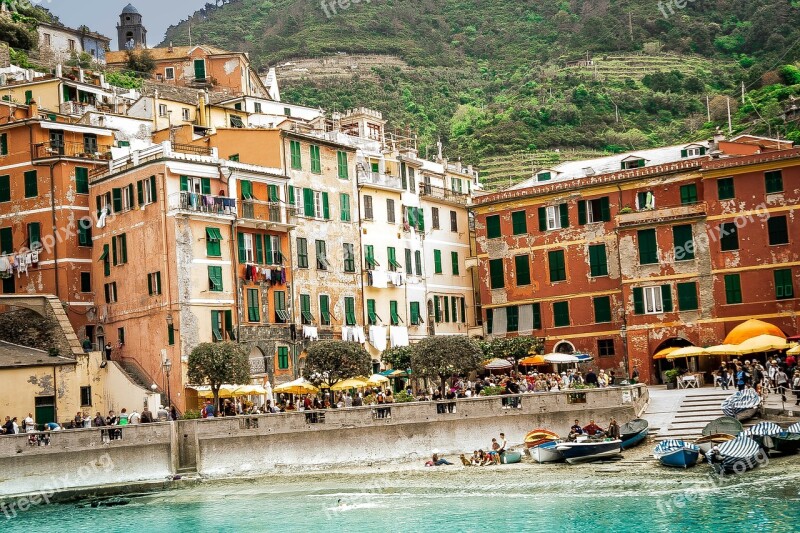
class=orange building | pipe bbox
[0,100,115,342]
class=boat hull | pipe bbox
[620,429,648,450]
[524,429,560,449]
[656,448,700,468]
[556,440,622,464]
[694,434,735,456]
[765,434,800,455]
[735,408,759,421]
[532,441,564,463]
[501,451,522,464]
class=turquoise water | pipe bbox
[3,464,800,532]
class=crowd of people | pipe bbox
[715,355,800,404]
[567,417,620,441]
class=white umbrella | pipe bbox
[543,353,579,364]
[483,358,513,370]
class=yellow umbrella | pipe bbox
[706,344,745,356]
[233,384,266,395]
[365,373,389,386]
[736,334,791,354]
[653,347,679,360]
[787,344,800,356]
[273,378,319,395]
[191,384,239,398]
[331,378,368,391]
[666,346,709,359]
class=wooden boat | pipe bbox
[619,418,649,450]
[702,416,744,437]
[500,450,522,464]
[708,435,766,474]
[556,438,622,464]
[694,433,735,456]
[531,440,564,463]
[764,433,800,455]
[524,429,560,449]
[721,390,761,421]
[654,439,700,468]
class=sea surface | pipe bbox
[3,461,800,532]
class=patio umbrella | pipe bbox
[653,347,679,360]
[273,378,319,395]
[787,344,800,356]
[575,353,594,362]
[366,373,390,386]
[543,353,579,364]
[233,384,266,395]
[483,358,513,370]
[705,344,745,357]
[666,346,709,359]
[519,354,548,366]
[735,334,791,354]
[331,377,368,391]
[724,319,786,344]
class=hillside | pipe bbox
[162,0,800,185]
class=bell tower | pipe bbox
[117,3,147,51]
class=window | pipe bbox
[385,199,397,224]
[147,271,162,296]
[719,223,738,251]
[111,234,127,265]
[101,244,110,276]
[410,301,423,325]
[274,291,289,323]
[717,177,734,200]
[83,134,98,154]
[300,294,313,325]
[239,233,255,263]
[0,133,7,157]
[765,170,783,194]
[337,151,348,179]
[388,247,401,272]
[485,308,492,333]
[68,39,76,51]
[433,249,443,274]
[588,244,608,277]
[310,145,321,174]
[265,235,282,265]
[593,296,612,323]
[537,171,551,182]
[404,248,413,274]
[315,240,329,270]
[507,306,519,332]
[211,310,235,342]
[415,250,422,276]
[27,222,40,250]
[364,245,378,269]
[112,184,134,212]
[277,347,289,370]
[681,146,705,157]
[638,229,658,264]
[539,204,568,231]
[680,184,698,205]
[340,193,351,222]
[621,158,646,170]
[75,167,89,194]
[344,296,356,326]
[229,115,244,128]
[553,301,570,327]
[137,175,156,206]
[403,206,424,232]
[486,215,501,238]
[254,102,262,114]
[80,386,92,407]
[24,170,37,198]
[677,282,698,311]
[206,227,222,257]
[637,191,656,210]
[80,272,91,293]
[446,251,458,276]
[724,274,742,304]
[284,107,292,117]
[297,237,308,268]
[104,282,117,304]
[363,195,373,220]
[532,303,541,330]
[511,210,527,235]
[319,295,331,326]
[290,140,302,170]
[633,286,673,314]
[0,175,8,203]
[548,250,566,282]
[182,108,190,121]
[164,67,175,80]
[168,325,175,346]
[672,225,694,261]
[390,300,401,326]
[443,296,450,323]
[343,243,355,272]
[208,266,223,292]
[775,269,794,300]
[598,340,615,357]
[450,211,458,232]
[302,189,329,219]
[432,207,440,229]
[489,258,504,289]
[158,104,167,117]
[0,226,11,255]
[578,197,611,224]
[515,255,530,286]
[234,103,243,111]
[768,216,789,245]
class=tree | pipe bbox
[480,336,543,371]
[125,49,156,78]
[187,342,250,411]
[302,341,371,388]
[381,345,413,371]
[412,336,483,391]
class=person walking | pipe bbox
[776,367,790,403]
[719,363,730,390]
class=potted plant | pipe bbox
[664,369,680,389]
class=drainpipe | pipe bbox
[615,184,630,379]
[281,136,299,376]
[222,166,241,343]
[158,170,174,400]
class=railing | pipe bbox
[240,199,297,226]
[33,141,112,161]
[616,201,707,228]
[60,101,97,116]
[419,182,469,204]
[358,171,402,190]
[169,191,236,216]
[172,142,213,157]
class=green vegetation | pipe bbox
[302,340,372,388]
[162,0,800,166]
[187,341,251,410]
[411,336,484,391]
[105,70,144,90]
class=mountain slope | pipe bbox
[161,0,800,172]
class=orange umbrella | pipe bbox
[519,354,548,366]
[653,347,679,360]
[723,319,786,345]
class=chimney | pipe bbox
[168,41,173,53]
[28,99,38,119]
[197,92,206,127]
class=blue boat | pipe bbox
[531,440,564,463]
[619,418,649,450]
[556,439,622,464]
[707,435,766,474]
[654,439,700,468]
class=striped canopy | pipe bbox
[721,389,761,417]
[786,421,800,434]
[654,439,699,455]
[716,435,761,458]
[742,421,782,437]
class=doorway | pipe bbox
[35,395,55,430]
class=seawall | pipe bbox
[0,385,648,498]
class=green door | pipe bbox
[35,396,55,430]
[194,59,206,80]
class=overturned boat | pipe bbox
[721,389,761,421]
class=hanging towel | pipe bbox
[369,326,387,352]
[303,325,318,341]
[96,206,108,228]
[371,270,388,288]
[389,326,410,347]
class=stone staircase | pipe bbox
[115,359,160,393]
[654,390,755,441]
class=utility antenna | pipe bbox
[188,21,192,46]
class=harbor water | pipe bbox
[3,458,800,532]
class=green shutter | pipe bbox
[75,168,88,194]
[633,287,644,314]
[677,282,698,311]
[24,90,32,105]
[486,215,501,238]
[515,255,530,286]
[240,180,252,199]
[451,251,459,275]
[553,301,570,327]
[589,244,608,277]
[290,140,301,170]
[0,133,7,155]
[661,285,673,312]
[211,311,222,341]
[194,59,206,79]
[121,234,127,264]
[593,296,612,323]
[337,151,348,179]
[578,200,587,225]
[150,175,157,202]
[0,227,11,255]
[717,178,734,200]
[180,176,189,192]
[600,197,611,221]
[681,149,688,158]
[724,275,742,304]
[102,244,110,276]
[201,178,211,195]
[0,175,9,202]
[264,235,273,265]
[345,297,356,326]
[638,229,658,264]
[167,325,175,345]
[559,203,569,228]
[320,295,330,324]
[444,296,450,322]
[538,207,547,231]
[434,296,441,322]
[24,170,37,198]
[673,225,694,260]
[322,192,329,219]
[237,232,246,263]
[288,186,295,204]
[310,145,321,173]
[303,188,314,217]
[775,269,794,299]
[205,227,221,257]
[418,209,425,232]
[268,184,278,202]
[111,236,118,265]
[548,250,566,282]
[410,301,420,325]
[248,288,260,322]
[511,211,527,235]
[531,303,542,329]
[489,258,504,289]
[255,233,264,264]
[405,248,412,273]
[137,180,144,205]
[434,249,442,274]
[27,222,40,249]
[224,310,235,340]
[112,187,122,212]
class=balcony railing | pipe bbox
[169,191,236,216]
[240,199,297,227]
[172,142,213,157]
[358,171,402,190]
[33,141,112,161]
[616,202,707,228]
[419,183,469,205]
[60,101,97,116]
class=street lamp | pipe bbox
[620,324,630,379]
[163,357,172,410]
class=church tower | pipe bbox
[117,3,147,51]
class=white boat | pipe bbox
[532,440,564,463]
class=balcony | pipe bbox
[60,101,97,116]
[169,191,236,218]
[32,141,112,161]
[239,199,297,231]
[616,202,708,228]
[419,183,469,205]
[172,142,213,157]
[358,171,402,191]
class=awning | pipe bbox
[39,120,113,136]
[206,227,222,241]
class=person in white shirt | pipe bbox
[24,413,35,433]
[128,410,141,424]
